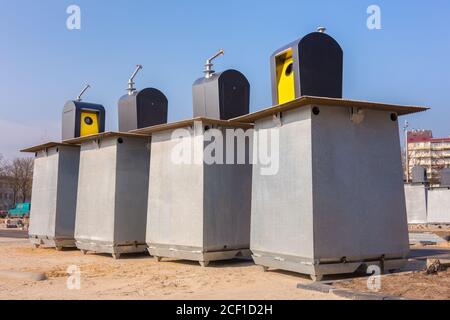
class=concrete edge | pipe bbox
[297,282,411,300]
[330,289,408,300]
[297,282,332,294]
[0,270,47,282]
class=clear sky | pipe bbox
[1,0,449,158]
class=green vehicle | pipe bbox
[8,203,31,218]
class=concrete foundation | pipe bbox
[404,184,428,224]
[136,119,253,266]
[22,143,80,249]
[427,188,450,224]
[67,132,151,258]
[232,97,425,280]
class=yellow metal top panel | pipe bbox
[80,110,100,137]
[275,48,295,105]
[21,142,80,153]
[132,117,253,135]
[231,96,429,123]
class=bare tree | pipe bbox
[0,154,7,177]
[5,157,34,203]
[5,159,20,204]
[18,158,34,202]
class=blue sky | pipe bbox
[1,0,449,158]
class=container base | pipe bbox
[148,243,251,267]
[76,239,147,258]
[252,250,408,281]
[29,235,76,250]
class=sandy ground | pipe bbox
[2,227,449,300]
[409,224,450,242]
[335,269,450,300]
[0,229,342,300]
[333,243,450,300]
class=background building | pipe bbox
[406,130,450,185]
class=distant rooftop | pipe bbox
[408,130,450,143]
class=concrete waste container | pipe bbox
[233,96,428,281]
[427,188,450,224]
[65,132,150,259]
[404,185,450,225]
[404,184,428,224]
[441,169,450,187]
[134,118,253,266]
[22,142,80,250]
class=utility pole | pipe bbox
[403,121,410,182]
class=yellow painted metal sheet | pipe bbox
[275,48,295,104]
[80,111,99,137]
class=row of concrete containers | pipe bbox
[25,119,253,263]
[25,30,432,280]
[24,97,427,280]
[404,184,450,224]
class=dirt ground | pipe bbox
[0,229,341,300]
[333,241,450,300]
[408,224,450,241]
[1,228,449,300]
[335,269,450,300]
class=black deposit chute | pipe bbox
[192,49,250,120]
[118,65,168,132]
[270,27,343,105]
[62,85,106,140]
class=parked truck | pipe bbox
[8,203,31,218]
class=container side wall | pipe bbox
[113,137,150,244]
[203,127,252,251]
[75,139,116,243]
[404,184,428,224]
[54,146,80,238]
[250,107,314,259]
[311,107,409,261]
[146,128,204,248]
[427,189,450,224]
[29,148,59,238]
